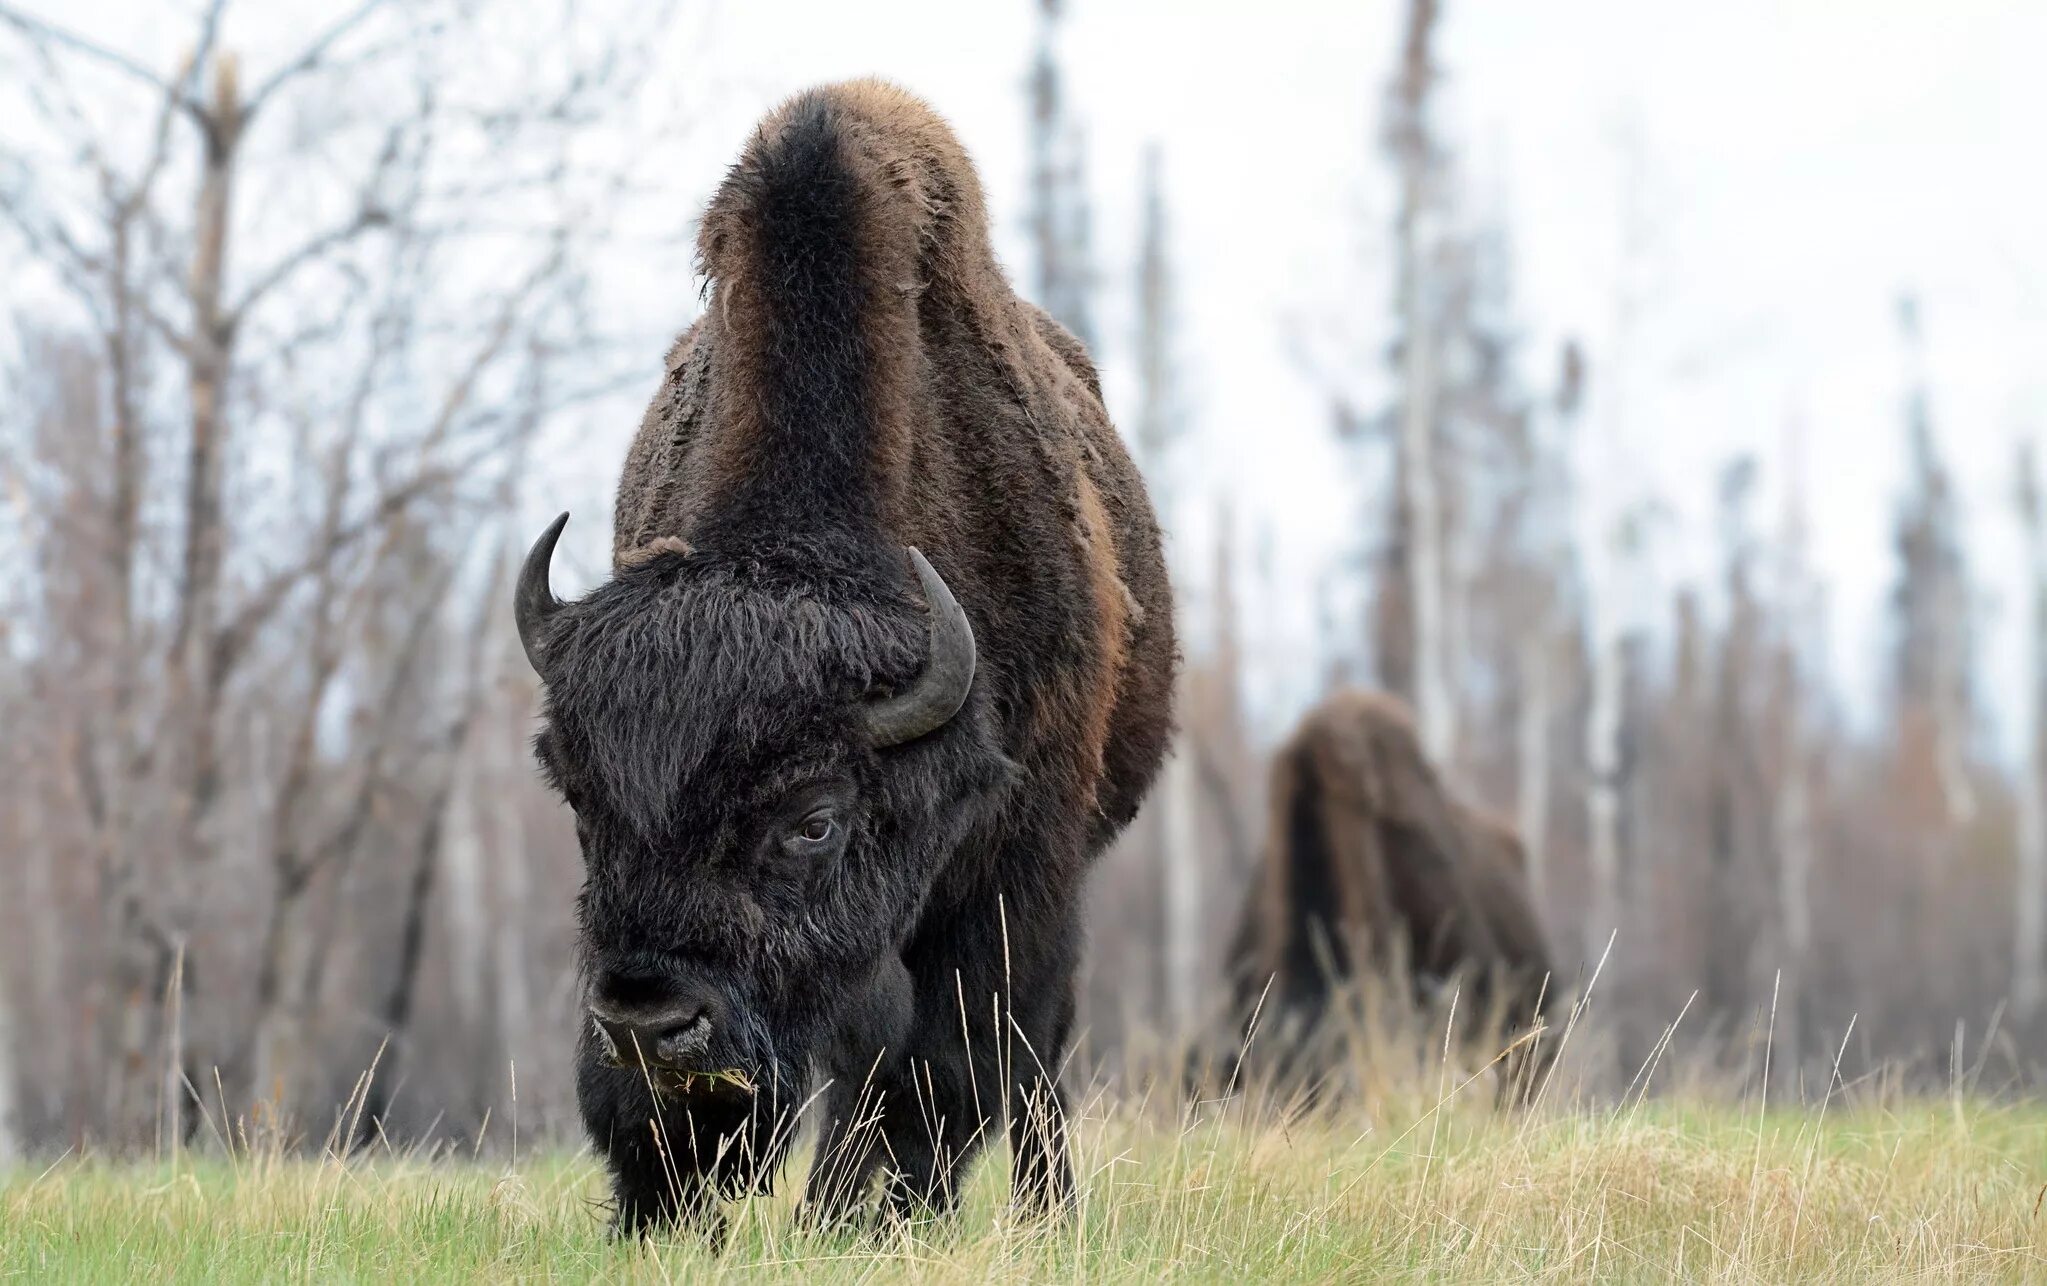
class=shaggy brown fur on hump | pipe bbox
[1067,468,1130,797]
[1235,688,1555,1015]
[608,78,1176,878]
[688,79,1004,543]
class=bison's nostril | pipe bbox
[653,1011,713,1065]
[590,1003,716,1070]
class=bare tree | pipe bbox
[2014,439,2047,1018]
[1129,144,1204,1034]
[1703,457,1764,1015]
[1025,0,1095,349]
[1890,294,1975,830]
[0,964,17,1164]
[1578,117,1666,975]
[1514,342,1585,907]
[1383,0,1452,763]
[1770,411,1817,1086]
[0,0,693,1149]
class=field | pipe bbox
[5,1084,2044,1283]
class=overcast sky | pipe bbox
[19,0,2047,749]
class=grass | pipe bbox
[5,1091,2044,1282]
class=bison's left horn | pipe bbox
[515,511,571,676]
[863,548,976,747]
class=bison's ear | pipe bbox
[861,548,976,747]
[515,512,571,676]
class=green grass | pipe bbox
[5,1094,2044,1282]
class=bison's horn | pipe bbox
[515,511,571,676]
[863,548,976,747]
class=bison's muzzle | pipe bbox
[589,975,725,1074]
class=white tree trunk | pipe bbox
[1774,703,1812,1089]
[1774,619,1814,972]
[2016,484,2047,1017]
[486,715,534,1076]
[443,758,489,1025]
[1399,218,1451,765]
[1585,629,1624,965]
[2016,760,2045,1018]
[1934,605,1976,828]
[1160,738,1202,1037]
[0,972,20,1165]
[250,895,319,1106]
[1515,632,1552,906]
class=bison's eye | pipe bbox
[778,789,853,858]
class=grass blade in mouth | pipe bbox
[665,1068,757,1096]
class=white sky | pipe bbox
[17,0,2047,751]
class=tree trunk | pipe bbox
[1515,633,1551,907]
[1159,738,1201,1038]
[0,966,20,1164]
[362,545,514,1140]
[1585,631,1624,967]
[248,866,320,1109]
[1394,187,1449,764]
[140,53,243,1152]
[360,798,446,1144]
[1774,693,1811,1093]
[1704,651,1745,1017]
[172,54,241,844]
[2015,751,2045,1018]
[441,760,490,1028]
[1390,0,1451,765]
[2015,446,2047,1017]
[1932,606,1975,828]
[487,759,535,1112]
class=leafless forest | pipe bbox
[2,0,2042,1160]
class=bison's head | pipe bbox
[515,514,1009,1104]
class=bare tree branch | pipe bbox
[227,205,388,328]
[241,0,389,122]
[208,451,478,685]
[0,183,110,328]
[125,0,229,211]
[0,3,207,120]
[224,114,414,330]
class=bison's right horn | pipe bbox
[862,548,976,748]
[515,511,571,676]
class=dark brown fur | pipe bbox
[543,80,1174,1232]
[1224,690,1556,1100]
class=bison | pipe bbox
[513,81,1173,1234]
[1222,690,1557,1102]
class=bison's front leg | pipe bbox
[1006,972,1076,1214]
[576,1029,790,1238]
[801,955,915,1223]
[993,890,1080,1215]
[872,891,1083,1221]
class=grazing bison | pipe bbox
[1222,690,1556,1101]
[514,81,1173,1233]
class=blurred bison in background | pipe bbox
[513,80,1174,1233]
[1223,690,1556,1102]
